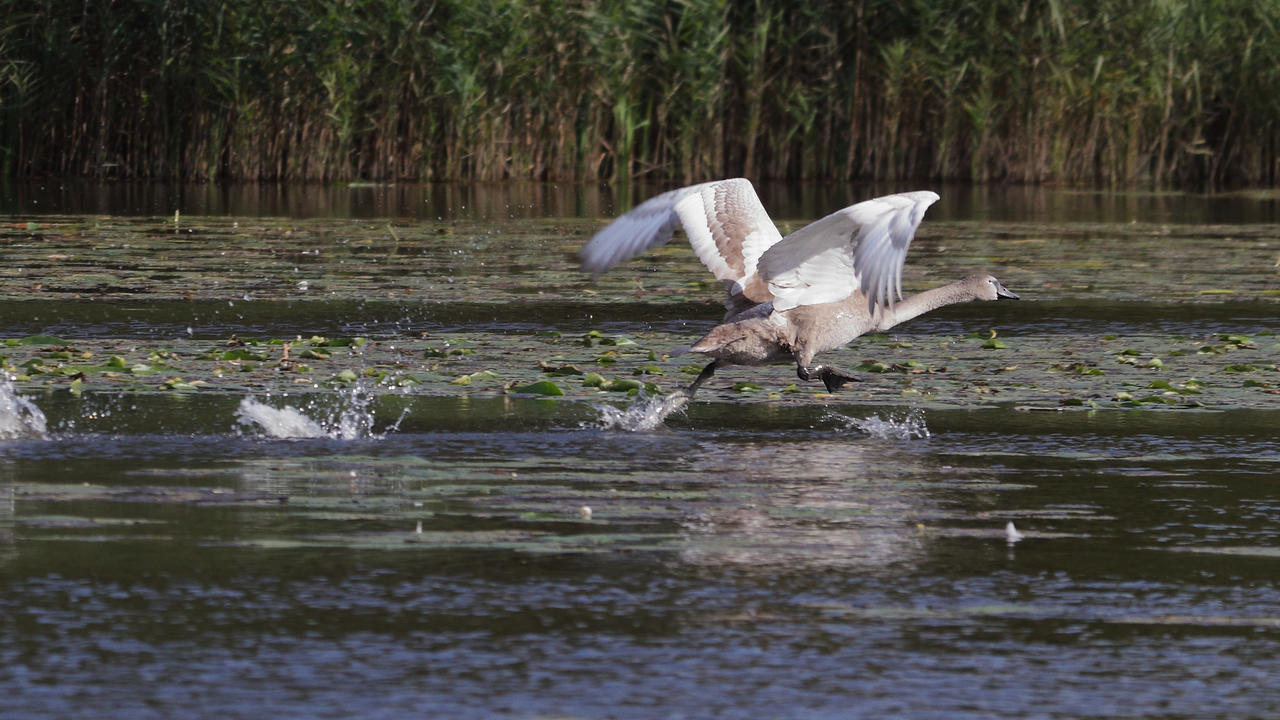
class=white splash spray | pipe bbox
[236,383,405,440]
[591,391,689,432]
[826,408,931,441]
[0,375,48,439]
[235,397,327,438]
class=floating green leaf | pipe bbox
[160,377,206,391]
[538,362,583,376]
[508,379,564,396]
[605,378,642,392]
[8,335,71,346]
[330,369,359,384]
[1221,334,1255,347]
[426,346,474,357]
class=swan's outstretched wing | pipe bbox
[757,191,939,315]
[578,178,783,311]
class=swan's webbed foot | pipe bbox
[818,368,860,392]
[797,364,861,393]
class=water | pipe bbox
[1,182,1279,718]
[5,178,1280,224]
[4,399,1279,717]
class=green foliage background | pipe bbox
[1,0,1276,186]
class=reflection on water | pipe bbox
[673,425,938,573]
[2,397,1279,717]
[4,178,1280,223]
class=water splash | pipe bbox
[236,383,404,440]
[591,391,689,432]
[0,375,48,439]
[236,397,327,438]
[826,408,930,441]
[1005,521,1025,544]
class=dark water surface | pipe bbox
[5,178,1280,224]
[1,182,1279,718]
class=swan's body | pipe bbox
[579,178,1018,395]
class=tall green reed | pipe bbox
[0,0,1275,187]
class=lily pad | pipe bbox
[508,380,564,396]
[7,334,71,346]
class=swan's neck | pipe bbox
[877,281,975,331]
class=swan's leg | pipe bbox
[682,360,722,397]
[796,363,861,393]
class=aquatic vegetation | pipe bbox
[507,379,564,397]
[0,215,1273,413]
[1,321,1275,412]
[5,1,1279,187]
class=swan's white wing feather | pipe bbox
[674,180,783,287]
[759,191,939,313]
[577,184,700,277]
[578,179,783,301]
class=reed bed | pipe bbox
[1,0,1277,187]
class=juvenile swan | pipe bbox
[579,178,1018,395]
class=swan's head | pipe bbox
[967,274,1019,301]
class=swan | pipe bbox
[579,178,1018,395]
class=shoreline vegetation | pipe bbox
[1,1,1277,188]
